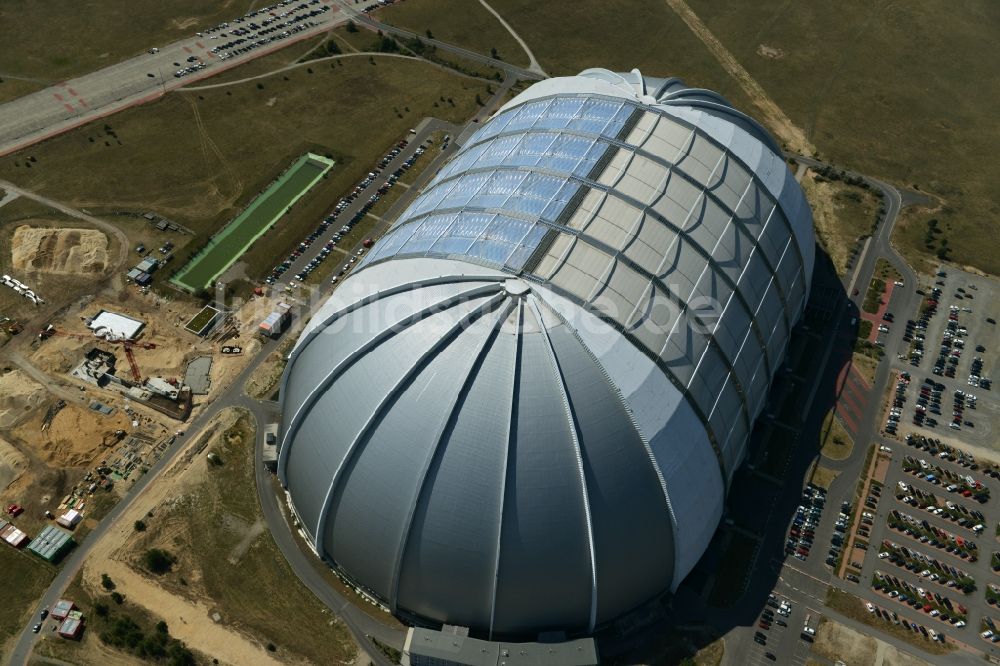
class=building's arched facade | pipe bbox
[277,68,815,637]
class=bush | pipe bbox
[134,519,147,532]
[144,548,177,574]
[101,573,116,591]
[111,591,125,604]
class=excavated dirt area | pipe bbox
[0,367,47,428]
[10,401,132,469]
[0,435,27,491]
[11,224,109,274]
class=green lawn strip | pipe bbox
[171,154,333,292]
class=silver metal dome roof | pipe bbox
[278,68,814,637]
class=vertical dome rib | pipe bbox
[489,299,523,639]
[526,295,599,633]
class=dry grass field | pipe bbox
[376,0,531,68]
[681,0,1000,275]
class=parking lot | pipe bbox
[847,434,1000,657]
[262,136,434,289]
[894,266,1000,452]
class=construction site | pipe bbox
[0,250,275,570]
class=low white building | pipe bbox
[87,310,145,341]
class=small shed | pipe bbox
[56,509,82,529]
[136,257,159,274]
[58,615,83,639]
[50,599,75,621]
[0,523,29,548]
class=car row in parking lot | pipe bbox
[878,540,976,593]
[827,499,853,569]
[786,484,826,561]
[872,570,968,626]
[887,372,909,434]
[887,508,979,561]
[863,597,951,644]
[895,480,986,534]
[901,454,990,502]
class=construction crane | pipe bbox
[121,342,143,382]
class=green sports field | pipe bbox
[171,153,333,292]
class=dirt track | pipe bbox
[11,225,108,274]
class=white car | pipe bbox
[866,602,875,613]
[956,620,966,628]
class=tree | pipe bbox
[346,19,358,33]
[425,29,433,39]
[490,47,499,59]
[95,602,110,617]
[101,573,116,591]
[144,548,177,574]
[134,519,147,532]
[111,591,125,604]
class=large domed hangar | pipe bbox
[277,68,815,637]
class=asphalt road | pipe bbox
[0,3,347,157]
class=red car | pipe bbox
[6,504,23,516]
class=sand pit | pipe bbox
[0,436,27,491]
[11,224,109,274]
[0,367,47,428]
[13,401,132,469]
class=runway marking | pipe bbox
[196,41,206,49]
[183,46,192,53]
[78,99,88,108]
[67,88,77,96]
[53,93,63,101]
[62,103,74,112]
